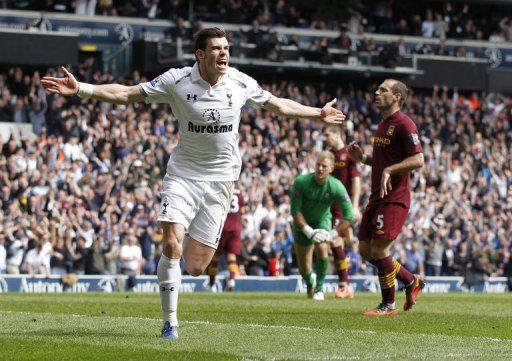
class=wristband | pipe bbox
[361,154,368,164]
[77,82,94,98]
[302,225,315,239]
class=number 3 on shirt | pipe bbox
[230,194,239,213]
[376,214,384,229]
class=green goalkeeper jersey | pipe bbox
[290,173,354,231]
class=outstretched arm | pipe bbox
[41,66,145,104]
[263,95,345,124]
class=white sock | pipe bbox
[157,254,181,327]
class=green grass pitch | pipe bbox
[1,292,511,360]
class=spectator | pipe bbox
[22,240,51,276]
[421,9,434,38]
[5,226,26,275]
[119,231,143,276]
[242,19,267,58]
[505,251,512,292]
[28,95,48,135]
[50,237,69,275]
[0,233,6,274]
[433,13,449,39]
[347,242,365,276]
[69,236,88,275]
[404,242,425,276]
[270,225,293,275]
[85,235,109,275]
[170,17,191,40]
[499,17,512,41]
[75,0,97,16]
[247,236,269,276]
[425,234,444,276]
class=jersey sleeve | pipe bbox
[138,69,176,104]
[290,177,304,216]
[333,179,354,223]
[242,72,272,107]
[400,118,423,156]
[349,156,362,178]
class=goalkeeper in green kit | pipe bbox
[291,151,355,300]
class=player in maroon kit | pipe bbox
[348,79,425,316]
[207,187,245,291]
[323,125,361,299]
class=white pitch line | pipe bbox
[1,310,376,334]
[1,310,510,343]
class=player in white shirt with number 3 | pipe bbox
[41,27,345,340]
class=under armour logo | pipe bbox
[187,94,197,101]
[160,285,175,292]
[226,92,232,107]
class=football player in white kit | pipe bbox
[41,27,345,340]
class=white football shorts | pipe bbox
[157,174,234,249]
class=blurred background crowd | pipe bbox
[1,61,511,287]
[7,0,511,73]
[5,0,512,42]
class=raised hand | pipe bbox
[41,66,79,96]
[320,98,345,124]
[347,141,364,162]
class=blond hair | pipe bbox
[317,150,335,165]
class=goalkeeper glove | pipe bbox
[302,225,330,243]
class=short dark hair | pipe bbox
[194,27,227,52]
[323,125,343,135]
[386,79,409,106]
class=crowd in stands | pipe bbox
[5,1,509,70]
[0,62,511,289]
[5,0,512,43]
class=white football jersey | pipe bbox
[139,63,271,181]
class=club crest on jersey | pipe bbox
[408,133,420,145]
[160,196,170,215]
[226,92,233,107]
[387,125,395,136]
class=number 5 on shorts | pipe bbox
[376,214,384,229]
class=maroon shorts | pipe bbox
[216,230,242,256]
[358,202,409,241]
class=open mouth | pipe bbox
[217,60,228,69]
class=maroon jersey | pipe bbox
[332,147,361,198]
[223,188,244,232]
[369,110,422,207]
